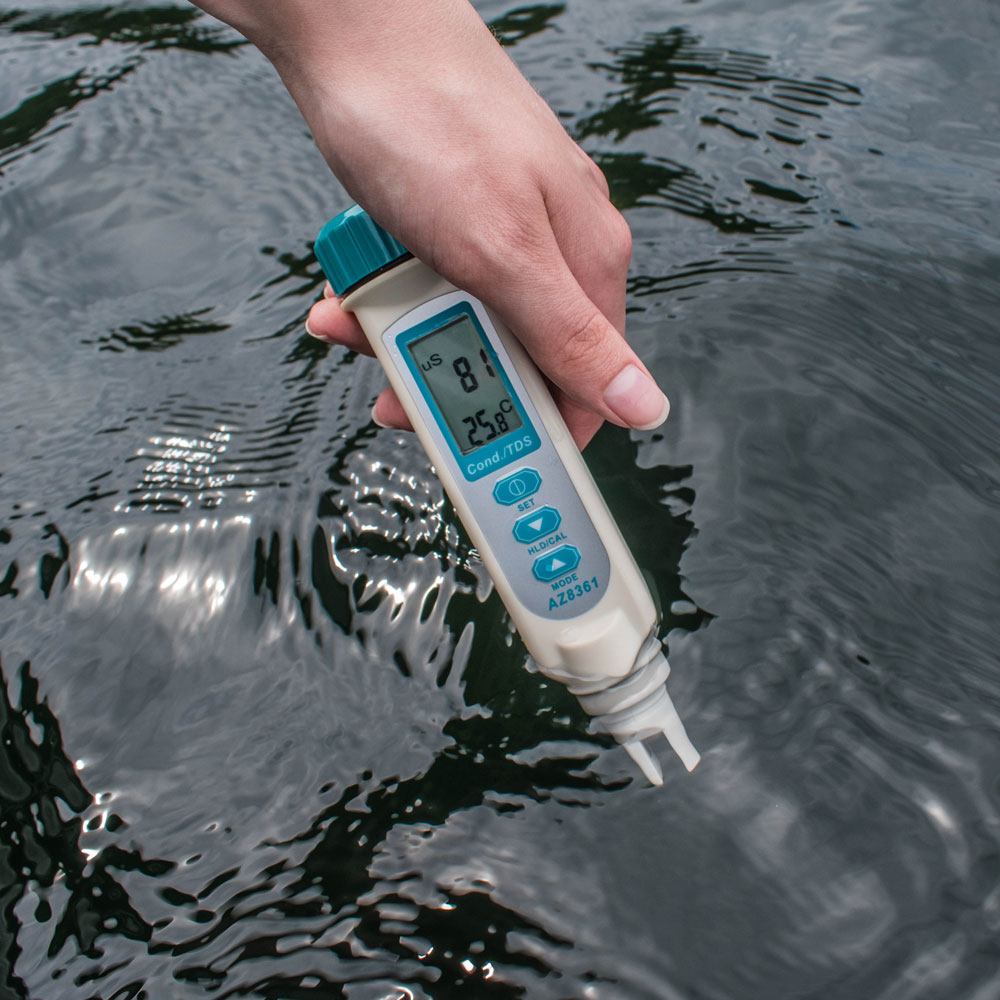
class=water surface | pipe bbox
[2,1,999,997]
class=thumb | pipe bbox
[489,246,669,431]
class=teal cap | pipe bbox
[314,205,411,296]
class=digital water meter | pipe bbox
[314,206,699,784]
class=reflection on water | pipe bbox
[2,0,999,997]
[84,308,230,354]
[488,2,564,47]
[577,25,862,226]
[0,6,243,170]
[0,658,166,979]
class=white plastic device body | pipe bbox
[341,256,699,783]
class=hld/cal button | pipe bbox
[513,506,561,544]
[532,545,581,582]
[493,468,541,506]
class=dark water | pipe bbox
[2,0,999,996]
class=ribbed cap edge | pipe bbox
[314,205,410,295]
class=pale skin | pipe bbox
[189,0,670,448]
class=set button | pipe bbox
[512,506,561,543]
[493,467,540,506]
[532,545,581,582]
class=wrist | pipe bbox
[252,1,534,213]
[256,0,487,91]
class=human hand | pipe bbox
[193,0,669,448]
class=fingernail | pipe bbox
[305,316,318,338]
[323,282,335,299]
[371,404,390,429]
[603,364,670,430]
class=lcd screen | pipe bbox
[406,314,524,455]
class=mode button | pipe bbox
[533,545,581,582]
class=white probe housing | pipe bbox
[315,208,699,784]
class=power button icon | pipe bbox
[492,468,541,506]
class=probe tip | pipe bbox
[623,740,664,786]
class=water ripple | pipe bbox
[3,0,1000,997]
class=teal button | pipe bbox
[532,545,581,582]
[513,506,561,544]
[493,468,541,506]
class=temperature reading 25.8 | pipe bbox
[407,312,524,456]
[453,350,517,449]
